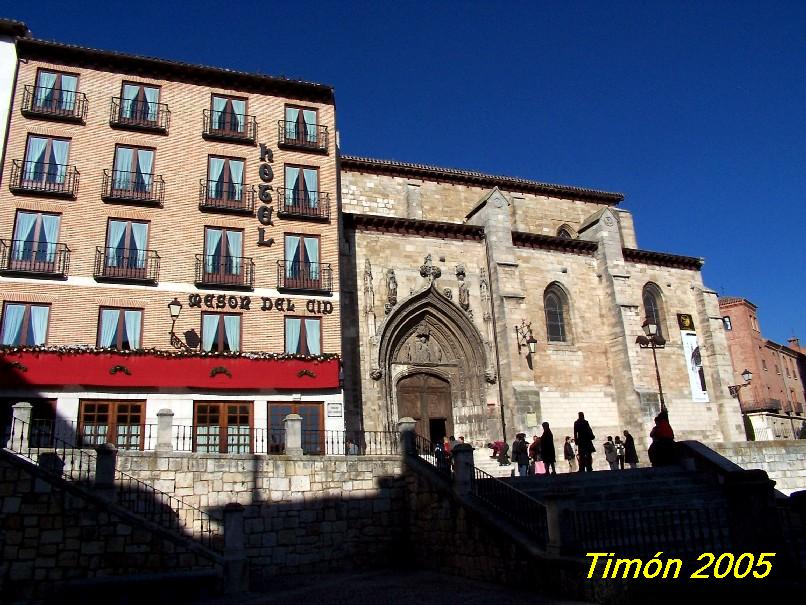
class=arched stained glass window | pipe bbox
[544,285,570,343]
[642,284,665,338]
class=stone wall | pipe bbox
[0,451,218,603]
[705,439,806,496]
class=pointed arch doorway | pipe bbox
[396,373,453,444]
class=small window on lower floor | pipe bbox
[1,302,50,346]
[722,316,732,331]
[201,312,241,352]
[79,400,144,450]
[194,402,252,453]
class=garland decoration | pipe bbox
[297,369,317,378]
[210,366,232,378]
[109,365,132,375]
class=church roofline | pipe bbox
[16,38,334,103]
[340,156,625,204]
[343,213,485,240]
[622,247,704,271]
[512,231,597,254]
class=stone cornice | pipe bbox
[343,213,485,240]
[341,156,624,204]
[511,231,597,255]
[622,247,704,271]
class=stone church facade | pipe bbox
[339,156,745,452]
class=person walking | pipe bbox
[614,435,626,470]
[623,429,639,469]
[573,412,595,472]
[563,436,577,472]
[540,422,556,475]
[528,435,541,476]
[648,410,676,467]
[603,436,618,471]
[512,432,529,477]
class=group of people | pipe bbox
[494,409,677,475]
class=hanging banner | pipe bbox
[681,331,709,402]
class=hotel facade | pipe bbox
[0,36,343,453]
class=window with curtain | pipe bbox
[207,156,245,202]
[105,220,149,273]
[642,284,665,338]
[268,402,323,454]
[194,402,251,453]
[111,146,154,194]
[284,106,318,145]
[22,136,71,185]
[203,227,243,279]
[201,313,241,352]
[79,400,144,450]
[211,95,246,134]
[544,285,571,343]
[11,211,61,269]
[285,317,321,355]
[284,165,319,209]
[33,69,78,112]
[97,307,142,350]
[1,302,49,346]
[119,82,160,124]
[284,234,320,287]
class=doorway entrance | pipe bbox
[396,373,453,443]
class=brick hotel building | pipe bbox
[0,35,343,453]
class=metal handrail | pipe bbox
[102,169,165,205]
[0,239,71,276]
[276,187,331,220]
[277,119,329,152]
[110,97,171,132]
[202,109,257,142]
[94,246,160,283]
[9,159,80,197]
[22,85,88,121]
[194,254,255,289]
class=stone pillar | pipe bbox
[397,417,416,455]
[156,408,174,452]
[223,502,248,593]
[283,414,303,458]
[94,443,118,499]
[542,490,578,556]
[451,443,474,496]
[7,401,33,450]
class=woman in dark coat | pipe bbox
[540,422,556,475]
[623,429,639,469]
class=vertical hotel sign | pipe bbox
[678,314,709,402]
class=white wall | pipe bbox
[0,35,18,170]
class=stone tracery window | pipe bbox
[642,283,666,338]
[544,284,571,343]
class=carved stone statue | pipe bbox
[479,267,491,321]
[419,254,441,283]
[387,269,398,307]
[406,321,443,363]
[456,264,470,312]
[363,259,374,312]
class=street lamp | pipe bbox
[636,318,667,412]
[514,320,537,355]
[729,368,753,438]
[167,297,190,350]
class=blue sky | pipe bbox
[4,1,805,343]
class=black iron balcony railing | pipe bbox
[198,180,256,214]
[9,160,80,198]
[102,169,165,206]
[110,97,171,132]
[202,109,257,143]
[277,120,329,153]
[276,188,331,221]
[0,239,70,278]
[195,254,255,289]
[94,247,160,284]
[277,260,332,293]
[21,85,88,122]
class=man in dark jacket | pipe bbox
[573,412,595,472]
[540,422,556,475]
[512,433,529,476]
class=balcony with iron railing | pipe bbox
[277,120,329,153]
[9,160,80,198]
[94,247,160,285]
[195,254,255,289]
[102,169,165,206]
[109,97,170,133]
[276,188,331,221]
[21,85,88,123]
[198,180,256,214]
[0,239,70,278]
[202,109,257,144]
[277,260,332,294]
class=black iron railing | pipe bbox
[198,180,256,214]
[301,429,400,456]
[202,109,257,143]
[94,246,160,284]
[277,260,332,293]
[110,97,170,132]
[277,120,329,152]
[195,254,255,289]
[102,169,165,205]
[414,434,453,476]
[21,85,88,122]
[0,239,70,277]
[9,159,80,197]
[276,188,331,220]
[569,507,732,557]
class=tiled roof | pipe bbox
[16,38,334,103]
[0,18,29,37]
[622,247,704,271]
[718,296,756,308]
[340,155,625,204]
